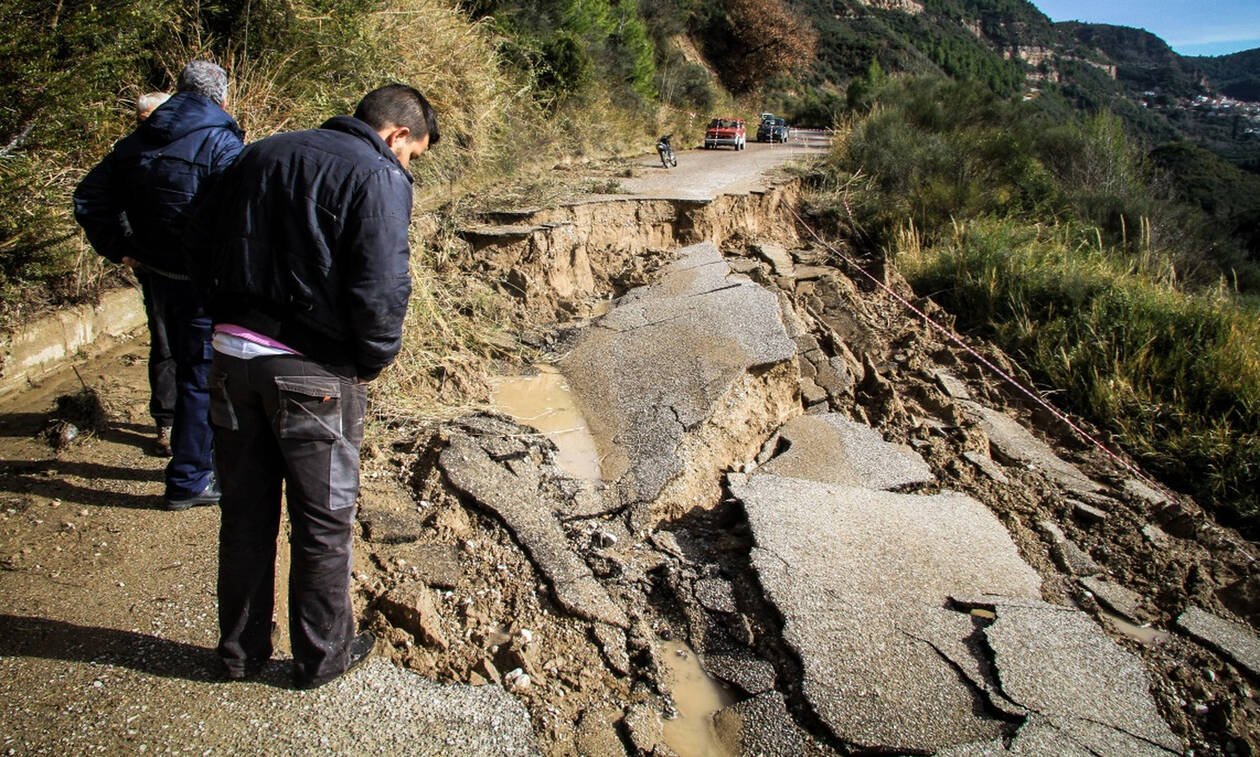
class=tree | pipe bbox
[720,0,817,92]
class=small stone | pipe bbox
[504,668,531,692]
[378,581,449,650]
[934,371,971,400]
[1070,500,1108,525]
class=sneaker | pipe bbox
[150,426,172,457]
[165,475,221,511]
[294,631,375,690]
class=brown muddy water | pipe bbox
[490,364,603,480]
[658,641,738,757]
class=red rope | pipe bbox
[784,203,1161,490]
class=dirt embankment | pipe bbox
[2,174,1258,755]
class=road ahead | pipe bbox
[617,129,831,201]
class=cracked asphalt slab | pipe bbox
[733,474,1043,752]
[559,241,797,512]
[756,413,934,489]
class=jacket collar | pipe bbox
[319,116,413,182]
[141,92,243,143]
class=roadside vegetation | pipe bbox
[2,0,817,418]
[809,74,1260,536]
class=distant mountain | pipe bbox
[779,0,1260,166]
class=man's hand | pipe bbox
[121,256,141,269]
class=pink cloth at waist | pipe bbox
[215,323,301,354]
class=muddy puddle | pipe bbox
[490,364,603,480]
[658,641,737,757]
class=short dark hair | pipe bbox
[354,84,440,146]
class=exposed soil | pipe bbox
[1,174,1257,755]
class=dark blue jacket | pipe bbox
[184,116,414,380]
[73,92,244,275]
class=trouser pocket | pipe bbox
[275,375,363,511]
[275,376,342,440]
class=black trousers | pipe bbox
[136,270,175,429]
[209,350,368,686]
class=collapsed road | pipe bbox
[1,134,1258,755]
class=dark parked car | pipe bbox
[704,118,746,150]
[757,116,790,143]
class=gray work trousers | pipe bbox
[208,350,367,687]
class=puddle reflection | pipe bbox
[490,364,603,481]
[659,640,737,757]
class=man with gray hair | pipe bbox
[75,61,244,509]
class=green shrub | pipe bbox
[897,218,1260,533]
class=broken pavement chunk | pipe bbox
[701,652,777,695]
[985,601,1181,755]
[755,413,934,490]
[712,691,806,757]
[1079,577,1153,624]
[963,450,1010,485]
[1176,606,1260,678]
[733,474,1042,752]
[694,577,739,614]
[962,402,1101,495]
[440,435,628,628]
[1038,521,1101,577]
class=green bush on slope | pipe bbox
[813,75,1260,536]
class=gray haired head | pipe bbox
[176,60,228,105]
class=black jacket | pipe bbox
[74,92,244,275]
[184,116,414,380]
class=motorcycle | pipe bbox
[656,134,677,168]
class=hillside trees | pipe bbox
[696,0,817,93]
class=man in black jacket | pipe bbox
[75,61,244,508]
[185,84,437,689]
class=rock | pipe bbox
[504,668,531,692]
[592,624,632,677]
[712,691,805,757]
[1142,524,1177,550]
[934,370,972,400]
[1123,478,1169,506]
[378,581,449,650]
[756,414,934,490]
[799,378,827,407]
[576,708,628,757]
[962,402,1102,495]
[694,577,739,614]
[962,450,1010,485]
[732,474,1043,752]
[1219,574,1260,626]
[1038,521,1101,577]
[749,240,795,277]
[1069,500,1108,526]
[1154,502,1199,539]
[1079,577,1153,624]
[701,653,777,695]
[440,436,629,628]
[1177,606,1260,678]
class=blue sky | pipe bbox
[1031,1,1260,57]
